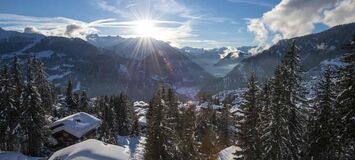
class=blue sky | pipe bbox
[0,0,354,48]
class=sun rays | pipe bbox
[133,20,159,38]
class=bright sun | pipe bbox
[134,20,159,38]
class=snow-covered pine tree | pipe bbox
[280,41,305,160]
[10,56,23,114]
[260,81,271,123]
[308,66,339,159]
[114,94,130,136]
[144,88,166,160]
[197,105,219,160]
[180,105,200,160]
[65,79,76,114]
[234,73,263,160]
[0,65,5,150]
[218,103,232,148]
[199,122,218,160]
[162,87,182,159]
[22,58,47,156]
[98,96,115,143]
[263,67,289,160]
[79,91,89,112]
[336,35,355,158]
[6,57,24,151]
[33,58,54,113]
[130,112,140,137]
[0,65,16,151]
[259,80,273,158]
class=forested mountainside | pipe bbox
[0,29,213,100]
[200,23,355,94]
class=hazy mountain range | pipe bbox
[1,23,354,99]
[0,28,213,100]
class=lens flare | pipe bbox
[134,20,159,38]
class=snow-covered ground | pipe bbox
[49,139,129,160]
[116,136,146,160]
[217,146,241,160]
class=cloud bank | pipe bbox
[247,0,355,45]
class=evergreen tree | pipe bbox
[0,65,16,151]
[114,94,130,136]
[33,58,54,113]
[199,123,218,160]
[5,56,24,151]
[308,66,339,159]
[130,112,140,137]
[262,67,289,160]
[79,91,89,112]
[218,103,232,148]
[180,105,200,160]
[0,66,5,150]
[98,96,115,143]
[65,80,76,113]
[162,87,182,159]
[336,35,355,158]
[10,56,23,115]
[197,106,219,160]
[234,74,263,160]
[281,42,305,160]
[144,88,167,160]
[22,58,48,156]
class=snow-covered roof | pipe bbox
[217,146,241,160]
[49,139,129,160]
[50,112,102,138]
[133,101,149,108]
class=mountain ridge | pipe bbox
[200,23,355,94]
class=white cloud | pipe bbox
[323,0,355,27]
[0,13,97,39]
[227,0,275,8]
[23,26,41,34]
[248,45,270,55]
[246,0,355,48]
[272,34,283,44]
[262,0,336,39]
[246,18,268,44]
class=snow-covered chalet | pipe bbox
[49,112,102,147]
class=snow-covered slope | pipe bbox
[49,139,129,160]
